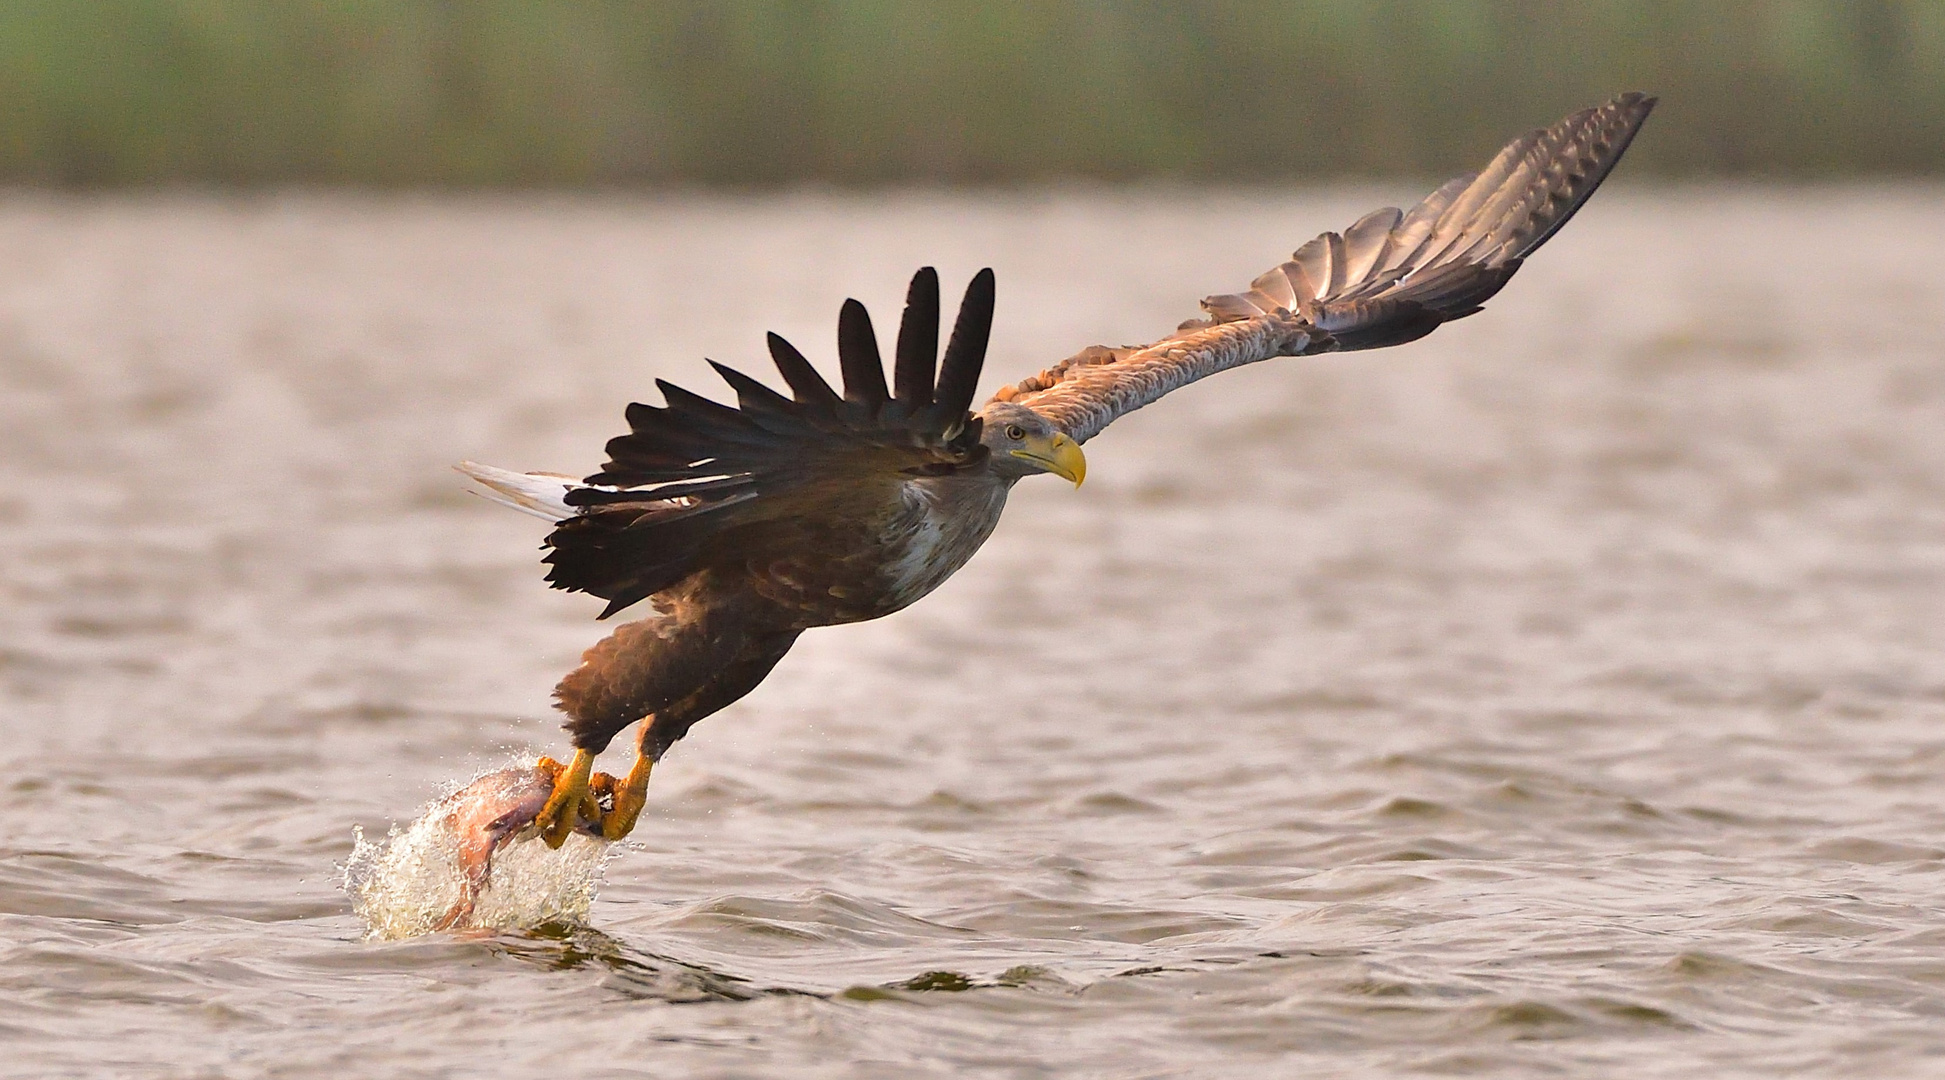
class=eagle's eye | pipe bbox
[1004,424,1026,441]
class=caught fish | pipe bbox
[432,764,607,930]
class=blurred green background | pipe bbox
[2,0,1938,186]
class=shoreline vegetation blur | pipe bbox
[2,1,1939,187]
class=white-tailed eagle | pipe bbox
[458,93,1656,844]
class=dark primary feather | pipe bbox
[837,299,890,409]
[546,267,995,619]
[765,332,842,408]
[929,268,994,428]
[893,268,940,409]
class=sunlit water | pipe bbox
[2,187,1943,1078]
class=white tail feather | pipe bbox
[454,461,579,521]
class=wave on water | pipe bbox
[343,770,617,941]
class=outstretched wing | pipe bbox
[547,268,995,618]
[991,93,1656,444]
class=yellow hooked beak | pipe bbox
[1010,431,1086,487]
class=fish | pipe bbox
[431,764,607,930]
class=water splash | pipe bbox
[344,771,616,940]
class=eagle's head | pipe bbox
[976,401,1085,486]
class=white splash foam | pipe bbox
[344,778,616,940]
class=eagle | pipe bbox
[458,93,1655,847]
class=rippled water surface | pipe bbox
[3,187,1945,1078]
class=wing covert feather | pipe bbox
[989,316,1319,444]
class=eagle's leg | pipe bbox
[579,627,804,843]
[528,613,701,847]
[531,591,801,846]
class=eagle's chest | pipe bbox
[747,474,1009,627]
[872,477,1008,612]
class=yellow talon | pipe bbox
[599,753,653,841]
[534,749,595,849]
[532,747,651,846]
